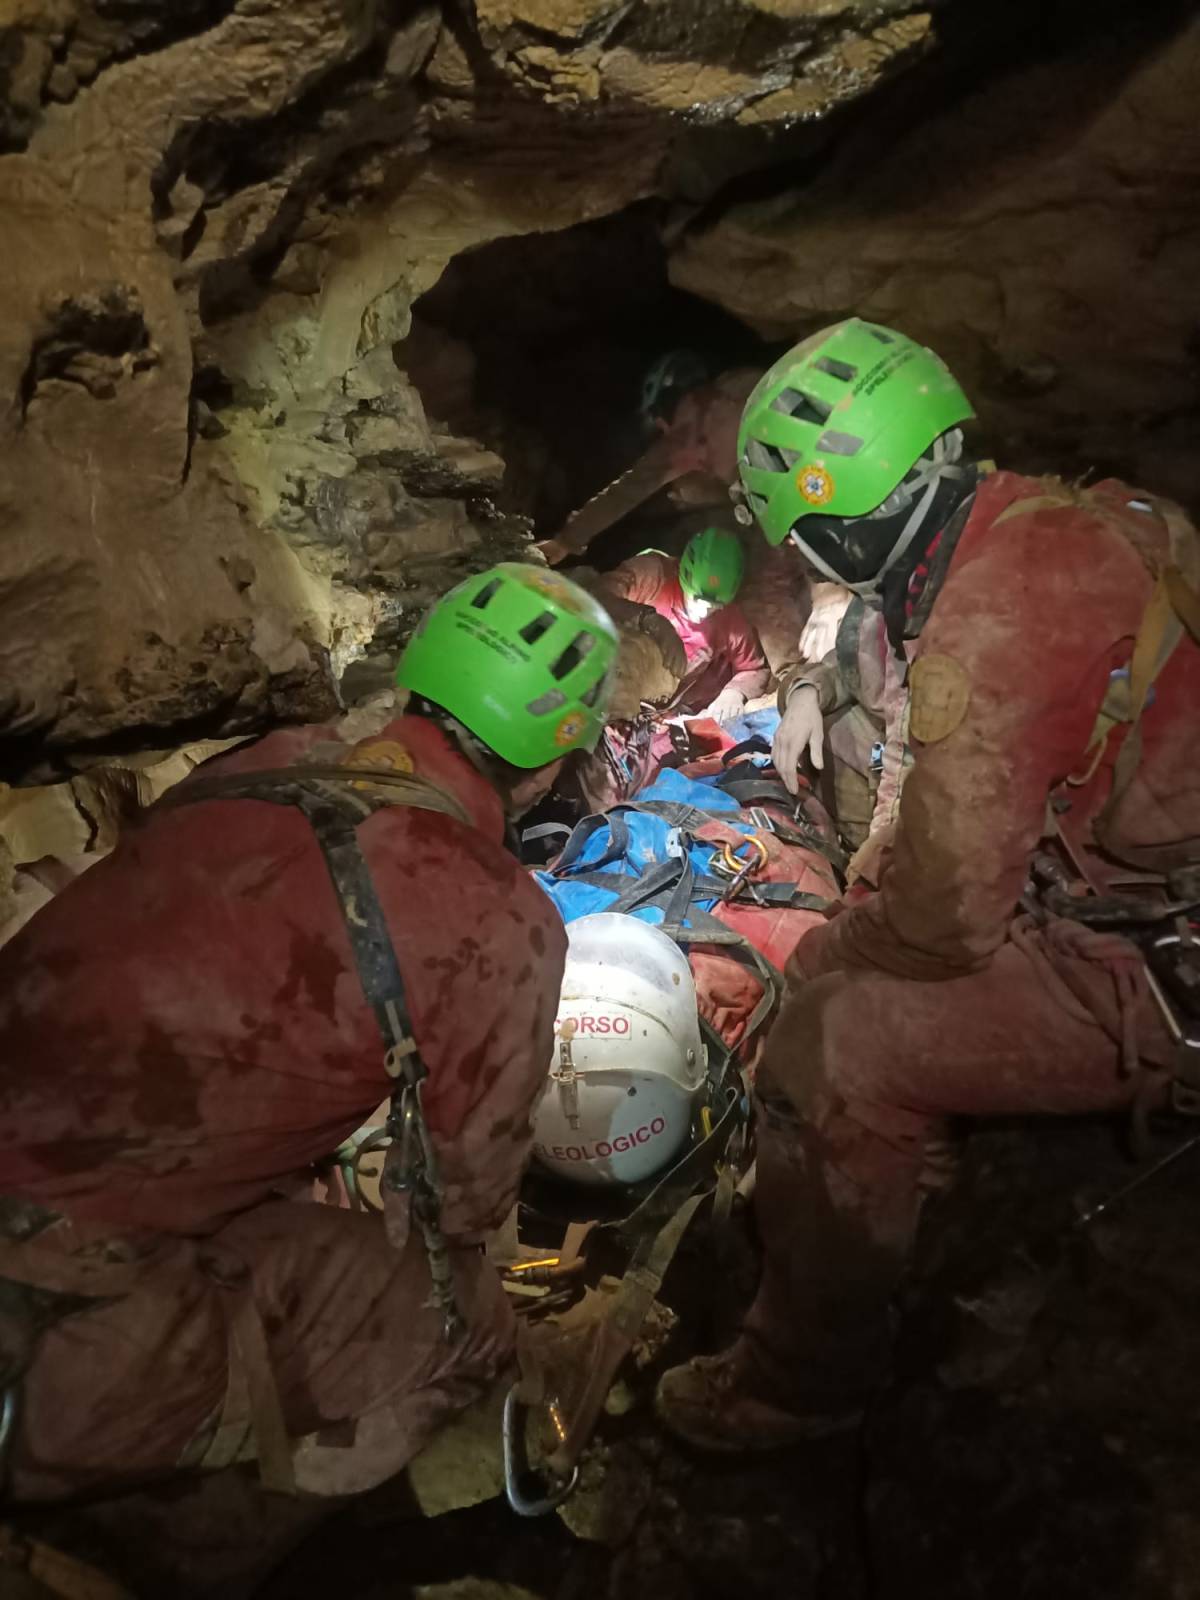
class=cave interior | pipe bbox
[2,0,1200,1594]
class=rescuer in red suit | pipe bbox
[656,318,1200,1448]
[0,563,617,1499]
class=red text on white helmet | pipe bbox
[532,913,705,1186]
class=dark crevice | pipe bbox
[64,0,243,90]
[410,201,777,539]
[18,289,156,418]
[677,0,1193,234]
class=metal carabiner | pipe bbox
[502,1386,579,1517]
[383,1089,419,1194]
[714,834,769,902]
[0,1384,19,1481]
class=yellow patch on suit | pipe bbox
[342,739,415,774]
[908,654,971,744]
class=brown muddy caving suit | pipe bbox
[739,472,1200,1415]
[778,598,908,851]
[0,715,566,1500]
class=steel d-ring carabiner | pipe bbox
[502,1386,579,1517]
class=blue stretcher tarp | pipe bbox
[535,765,765,928]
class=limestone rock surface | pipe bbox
[670,12,1200,505]
[2,0,1196,779]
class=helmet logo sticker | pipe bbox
[797,464,835,506]
[554,710,587,746]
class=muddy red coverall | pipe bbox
[597,554,770,715]
[741,473,1200,1414]
[0,713,565,1499]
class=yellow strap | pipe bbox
[1127,572,1180,722]
[994,486,1200,806]
[991,491,1075,528]
[0,1526,134,1600]
[229,1288,297,1495]
[1166,564,1200,642]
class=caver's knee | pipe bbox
[291,1251,516,1499]
[759,965,918,1137]
[760,970,870,1108]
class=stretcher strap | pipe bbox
[546,1192,705,1480]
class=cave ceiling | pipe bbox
[0,0,1196,778]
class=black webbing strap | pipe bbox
[162,764,473,825]
[551,811,629,874]
[159,769,467,1338]
[714,775,798,807]
[835,595,868,705]
[742,884,834,910]
[521,822,574,850]
[160,771,449,1048]
[665,914,783,1044]
[720,735,772,766]
[607,859,695,924]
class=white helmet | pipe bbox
[532,913,706,1187]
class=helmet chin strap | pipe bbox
[791,429,969,598]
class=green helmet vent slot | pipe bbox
[815,430,864,457]
[527,689,567,715]
[550,632,594,680]
[520,611,556,644]
[771,388,830,425]
[745,439,798,473]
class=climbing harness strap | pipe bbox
[503,1191,707,1514]
[994,485,1200,824]
[834,595,868,705]
[550,1191,705,1479]
[160,765,470,1343]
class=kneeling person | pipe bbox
[594,527,770,726]
[0,564,616,1501]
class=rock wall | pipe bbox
[669,5,1200,505]
[0,0,938,779]
[2,0,1197,777]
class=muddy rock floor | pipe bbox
[23,1114,1200,1599]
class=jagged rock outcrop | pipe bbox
[0,0,945,778]
[669,7,1200,505]
[2,0,1197,775]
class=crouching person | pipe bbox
[0,563,616,1501]
[657,319,1200,1449]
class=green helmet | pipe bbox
[395,563,619,768]
[737,319,975,588]
[679,527,745,606]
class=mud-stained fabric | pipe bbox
[738,541,811,678]
[596,553,770,715]
[793,472,1200,983]
[0,713,565,1498]
[743,936,1174,1410]
[740,471,1200,1410]
[15,1202,512,1501]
